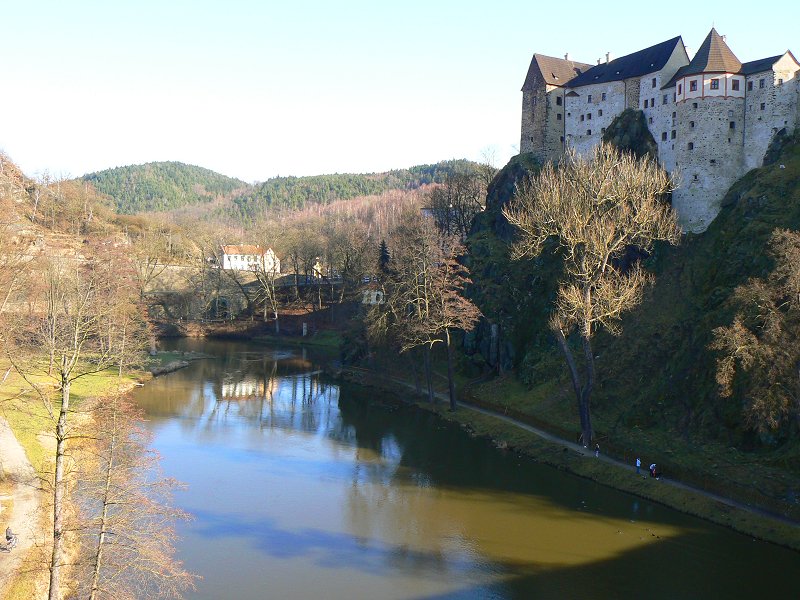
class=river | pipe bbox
[133,339,800,599]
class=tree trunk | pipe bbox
[580,333,596,444]
[423,347,434,404]
[274,311,280,334]
[445,328,457,411]
[553,327,589,446]
[49,376,70,600]
[89,402,118,600]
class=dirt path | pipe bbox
[0,417,42,593]
[460,402,800,525]
[358,368,800,529]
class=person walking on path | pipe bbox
[636,457,641,474]
[594,443,600,458]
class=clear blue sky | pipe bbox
[0,0,795,182]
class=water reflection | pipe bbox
[134,340,800,600]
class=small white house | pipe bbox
[220,245,281,273]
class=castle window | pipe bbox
[587,94,592,103]
[760,102,766,110]
[747,80,753,91]
[693,174,699,181]
[732,79,740,91]
[581,114,585,121]
[587,129,592,135]
[678,84,682,94]
[671,130,676,139]
[652,78,657,88]
[601,93,607,101]
[643,100,647,109]
[648,117,653,124]
[690,121,695,128]
[661,132,668,141]
[672,111,677,119]
[729,121,735,129]
[728,110,734,117]
[587,113,592,120]
[651,98,656,107]
[688,142,694,150]
[557,96,563,106]
[690,80,698,91]
[663,94,668,105]
[557,113,562,120]
[759,78,765,88]
[567,112,571,116]
[560,136,565,142]
[710,159,716,165]
[598,109,603,116]
[693,102,698,109]
[710,78,719,90]
[778,78,784,85]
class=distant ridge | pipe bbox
[84,159,483,221]
[82,161,246,214]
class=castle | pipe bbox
[520,29,800,232]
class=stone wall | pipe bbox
[521,77,566,162]
[744,56,799,170]
[564,80,625,156]
[672,95,745,232]
[624,76,641,110]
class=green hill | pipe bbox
[82,161,246,214]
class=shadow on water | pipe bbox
[137,339,800,599]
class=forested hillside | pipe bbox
[82,159,484,223]
[82,161,246,213]
[227,159,482,223]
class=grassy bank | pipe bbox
[342,363,800,552]
[252,330,343,350]
[0,364,146,599]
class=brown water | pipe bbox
[134,339,800,599]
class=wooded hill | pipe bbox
[82,161,247,214]
[81,159,482,224]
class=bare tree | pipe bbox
[373,213,481,410]
[254,259,282,332]
[503,144,680,445]
[711,229,800,435]
[427,170,487,239]
[7,256,142,600]
[74,394,195,600]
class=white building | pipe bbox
[220,244,281,273]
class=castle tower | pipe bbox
[668,29,746,232]
[520,54,590,162]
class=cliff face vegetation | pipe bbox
[466,131,800,473]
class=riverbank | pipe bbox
[338,365,800,552]
[0,365,151,599]
[148,350,214,376]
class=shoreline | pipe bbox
[336,366,800,552]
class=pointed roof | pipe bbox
[566,36,684,88]
[684,28,741,74]
[522,54,591,90]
